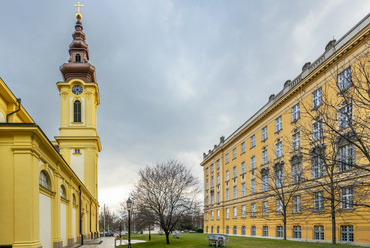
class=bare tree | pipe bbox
[130,160,200,244]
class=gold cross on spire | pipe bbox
[74,2,84,13]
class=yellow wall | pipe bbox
[202,16,370,244]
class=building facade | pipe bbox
[201,14,370,244]
[0,9,101,248]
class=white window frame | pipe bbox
[263,201,268,216]
[251,226,256,236]
[241,183,246,197]
[241,142,245,154]
[226,208,229,219]
[339,104,352,129]
[233,148,237,159]
[217,209,220,220]
[262,172,269,192]
[233,166,237,178]
[217,192,220,203]
[251,156,256,170]
[274,165,284,188]
[276,116,282,132]
[251,179,256,194]
[341,186,353,209]
[226,188,229,201]
[292,103,300,122]
[291,161,302,184]
[226,170,229,181]
[251,135,255,148]
[276,226,283,238]
[338,67,352,91]
[242,205,246,218]
[293,195,301,213]
[263,226,268,236]
[313,88,322,108]
[338,144,355,172]
[233,207,237,218]
[262,149,268,164]
[276,199,283,215]
[314,191,324,211]
[226,154,229,164]
[312,120,323,141]
[276,141,283,158]
[314,225,324,240]
[293,226,301,239]
[262,126,268,141]
[341,225,354,242]
[241,162,246,174]
[251,203,256,217]
[233,186,237,199]
[292,131,300,151]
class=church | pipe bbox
[0,5,101,248]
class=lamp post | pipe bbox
[127,198,132,248]
[120,218,122,246]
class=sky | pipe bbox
[0,1,369,213]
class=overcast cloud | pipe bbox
[0,0,369,212]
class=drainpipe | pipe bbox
[96,206,98,238]
[79,186,83,245]
[90,200,92,239]
[6,98,21,123]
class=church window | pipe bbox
[74,100,82,122]
[60,186,66,198]
[75,54,81,62]
[39,171,49,189]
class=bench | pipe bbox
[207,234,228,247]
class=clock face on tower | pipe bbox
[72,85,83,95]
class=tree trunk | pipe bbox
[330,175,336,244]
[283,210,287,240]
[165,231,170,244]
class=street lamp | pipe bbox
[127,198,132,248]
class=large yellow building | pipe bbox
[201,14,370,244]
[0,9,101,248]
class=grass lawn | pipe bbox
[116,233,362,248]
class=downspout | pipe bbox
[96,206,98,238]
[79,186,83,245]
[90,200,92,239]
[6,98,21,122]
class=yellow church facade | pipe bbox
[202,14,370,244]
[0,9,101,248]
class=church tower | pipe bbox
[55,7,101,199]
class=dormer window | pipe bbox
[75,54,81,62]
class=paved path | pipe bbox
[75,237,145,248]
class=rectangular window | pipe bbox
[206,168,209,175]
[292,132,300,151]
[206,180,209,190]
[226,226,229,234]
[211,226,214,233]
[276,116,282,132]
[233,166,237,178]
[206,226,208,233]
[241,162,246,174]
[206,196,209,206]
[217,226,220,234]
[263,201,268,216]
[262,149,268,164]
[293,226,301,239]
[341,186,353,209]
[226,208,229,219]
[233,186,237,199]
[211,192,214,204]
[226,154,229,164]
[251,203,256,217]
[211,164,214,172]
[211,177,214,187]
[251,156,256,170]
[241,183,246,197]
[312,149,325,179]
[293,195,301,213]
[233,226,237,235]
[211,211,214,220]
[217,160,220,169]
[233,207,237,218]
[312,121,323,141]
[74,149,81,154]
[341,225,354,242]
[217,209,220,219]
[242,205,246,217]
[263,226,268,237]
[276,199,283,215]
[251,135,255,148]
[338,67,352,91]
[251,226,256,236]
[276,226,283,238]
[276,141,283,158]
[251,179,256,194]
[262,126,268,141]
[217,174,220,185]
[206,212,208,221]
[339,104,352,129]
[241,142,245,154]
[314,225,324,240]
[217,192,220,203]
[226,189,229,201]
[274,165,284,188]
[338,145,355,172]
[233,148,237,159]
[313,88,322,108]
[314,191,324,212]
[292,103,300,122]
[242,226,246,235]
[226,170,229,181]
[261,172,269,192]
[291,161,302,184]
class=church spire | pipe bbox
[59,2,96,83]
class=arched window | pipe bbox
[75,54,81,62]
[39,171,49,189]
[60,186,66,198]
[74,100,81,122]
